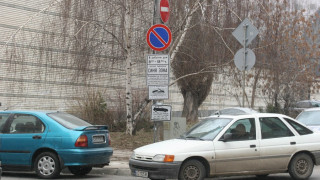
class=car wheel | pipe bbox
[179,159,206,180]
[35,152,61,179]
[68,166,92,176]
[289,153,314,180]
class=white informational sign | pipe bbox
[149,85,169,100]
[151,105,171,121]
[146,54,170,86]
[147,65,169,75]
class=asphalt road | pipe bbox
[1,166,320,180]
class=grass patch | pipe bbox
[110,130,154,150]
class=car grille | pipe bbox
[133,154,153,161]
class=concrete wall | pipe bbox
[1,0,315,117]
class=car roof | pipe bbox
[301,107,320,112]
[0,110,59,114]
[297,100,320,103]
[208,113,289,119]
[213,107,258,116]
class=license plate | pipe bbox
[135,170,148,178]
[92,135,106,144]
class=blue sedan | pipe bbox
[0,110,113,179]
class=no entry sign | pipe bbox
[160,0,170,23]
[146,24,172,51]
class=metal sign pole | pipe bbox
[232,18,258,108]
[242,24,248,107]
[153,0,160,143]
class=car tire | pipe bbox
[288,153,314,180]
[179,159,206,180]
[35,152,61,179]
[68,166,92,176]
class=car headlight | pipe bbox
[131,152,136,159]
[152,154,175,162]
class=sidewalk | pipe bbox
[91,148,132,176]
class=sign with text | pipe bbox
[146,54,170,86]
[151,105,171,121]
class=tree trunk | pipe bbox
[125,0,135,135]
[251,68,262,108]
[182,91,199,122]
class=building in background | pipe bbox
[0,0,319,118]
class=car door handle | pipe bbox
[32,135,42,139]
[290,142,296,145]
[250,145,256,148]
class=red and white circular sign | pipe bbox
[160,0,170,23]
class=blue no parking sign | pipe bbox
[146,24,172,51]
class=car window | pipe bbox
[284,118,313,135]
[181,117,232,141]
[311,102,320,107]
[0,113,11,133]
[9,114,45,134]
[222,118,256,141]
[296,101,311,108]
[259,117,294,139]
[47,112,91,129]
[296,111,320,126]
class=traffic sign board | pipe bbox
[147,54,169,64]
[148,85,169,100]
[232,18,259,47]
[147,65,169,74]
[151,105,171,121]
[146,24,172,51]
[234,48,256,71]
[160,0,170,23]
[146,54,170,85]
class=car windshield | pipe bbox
[214,108,257,115]
[47,112,92,129]
[297,111,320,126]
[181,117,232,141]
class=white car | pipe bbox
[296,107,320,133]
[129,113,320,180]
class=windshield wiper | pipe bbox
[184,136,206,141]
[185,135,198,139]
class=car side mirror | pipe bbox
[221,133,232,142]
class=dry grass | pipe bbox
[110,130,154,150]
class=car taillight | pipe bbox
[108,133,111,146]
[75,135,88,147]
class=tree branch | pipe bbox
[1,0,64,55]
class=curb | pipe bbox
[91,161,131,176]
[62,161,131,176]
[91,167,131,176]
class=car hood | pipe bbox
[134,139,213,156]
